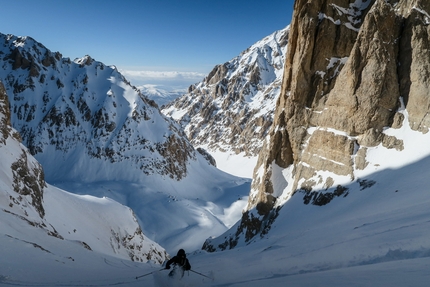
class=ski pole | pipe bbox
[190,269,213,280]
[136,268,165,279]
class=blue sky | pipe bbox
[1,0,294,89]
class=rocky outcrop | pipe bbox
[203,0,430,251]
[0,81,47,220]
[11,151,46,218]
[163,26,289,157]
[0,80,11,142]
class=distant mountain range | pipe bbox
[138,84,186,107]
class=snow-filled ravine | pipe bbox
[2,152,430,286]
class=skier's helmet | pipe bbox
[177,249,186,257]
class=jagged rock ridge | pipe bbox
[0,33,201,183]
[203,0,430,251]
[163,26,289,157]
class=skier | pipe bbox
[165,249,191,278]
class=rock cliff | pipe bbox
[203,0,430,251]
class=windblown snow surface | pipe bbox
[1,104,430,286]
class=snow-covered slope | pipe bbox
[0,81,167,265]
[0,32,250,253]
[163,26,289,178]
[193,148,430,286]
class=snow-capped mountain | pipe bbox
[162,26,289,177]
[0,33,193,183]
[138,84,186,107]
[0,81,167,264]
[204,0,430,253]
[0,32,250,253]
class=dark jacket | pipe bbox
[166,249,191,271]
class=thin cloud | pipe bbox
[121,70,206,79]
[119,69,207,90]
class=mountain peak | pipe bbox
[0,31,199,182]
[163,26,290,163]
[74,55,95,66]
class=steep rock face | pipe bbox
[247,0,376,229]
[397,1,430,133]
[203,0,430,251]
[0,82,167,262]
[163,27,289,157]
[0,33,197,182]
